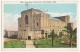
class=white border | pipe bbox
[0,0,79,51]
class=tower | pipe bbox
[18,8,43,40]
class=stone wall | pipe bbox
[18,8,70,40]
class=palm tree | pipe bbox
[63,24,76,47]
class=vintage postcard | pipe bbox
[1,0,78,51]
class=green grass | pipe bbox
[36,38,70,48]
[36,39,53,48]
[4,40,26,48]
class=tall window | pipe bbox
[20,24,21,27]
[25,15,28,24]
[37,23,38,26]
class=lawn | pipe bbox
[36,38,70,48]
[4,40,26,48]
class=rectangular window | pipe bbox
[37,23,38,26]
[20,24,21,27]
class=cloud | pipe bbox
[4,13,21,31]
[4,13,20,24]
[47,12,77,28]
[4,23,18,31]
[47,12,76,22]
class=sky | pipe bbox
[4,3,77,31]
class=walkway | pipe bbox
[26,40,35,48]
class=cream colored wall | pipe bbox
[39,16,66,37]
[48,20,67,36]
[18,9,70,40]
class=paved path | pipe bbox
[26,40,35,48]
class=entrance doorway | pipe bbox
[28,36,31,40]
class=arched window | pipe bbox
[25,15,28,24]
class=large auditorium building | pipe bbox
[18,8,72,40]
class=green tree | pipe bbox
[41,30,44,39]
[72,28,77,46]
[59,32,64,37]
[50,30,55,46]
[45,31,48,40]
[4,30,8,38]
[63,25,76,47]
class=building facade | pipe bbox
[4,30,18,38]
[18,8,70,40]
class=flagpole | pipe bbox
[25,2,28,10]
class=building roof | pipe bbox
[53,15,69,21]
[21,8,43,13]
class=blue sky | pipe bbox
[4,4,77,17]
[4,4,77,30]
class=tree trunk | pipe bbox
[70,34,72,47]
[52,33,53,46]
[70,39,73,47]
[45,34,48,40]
